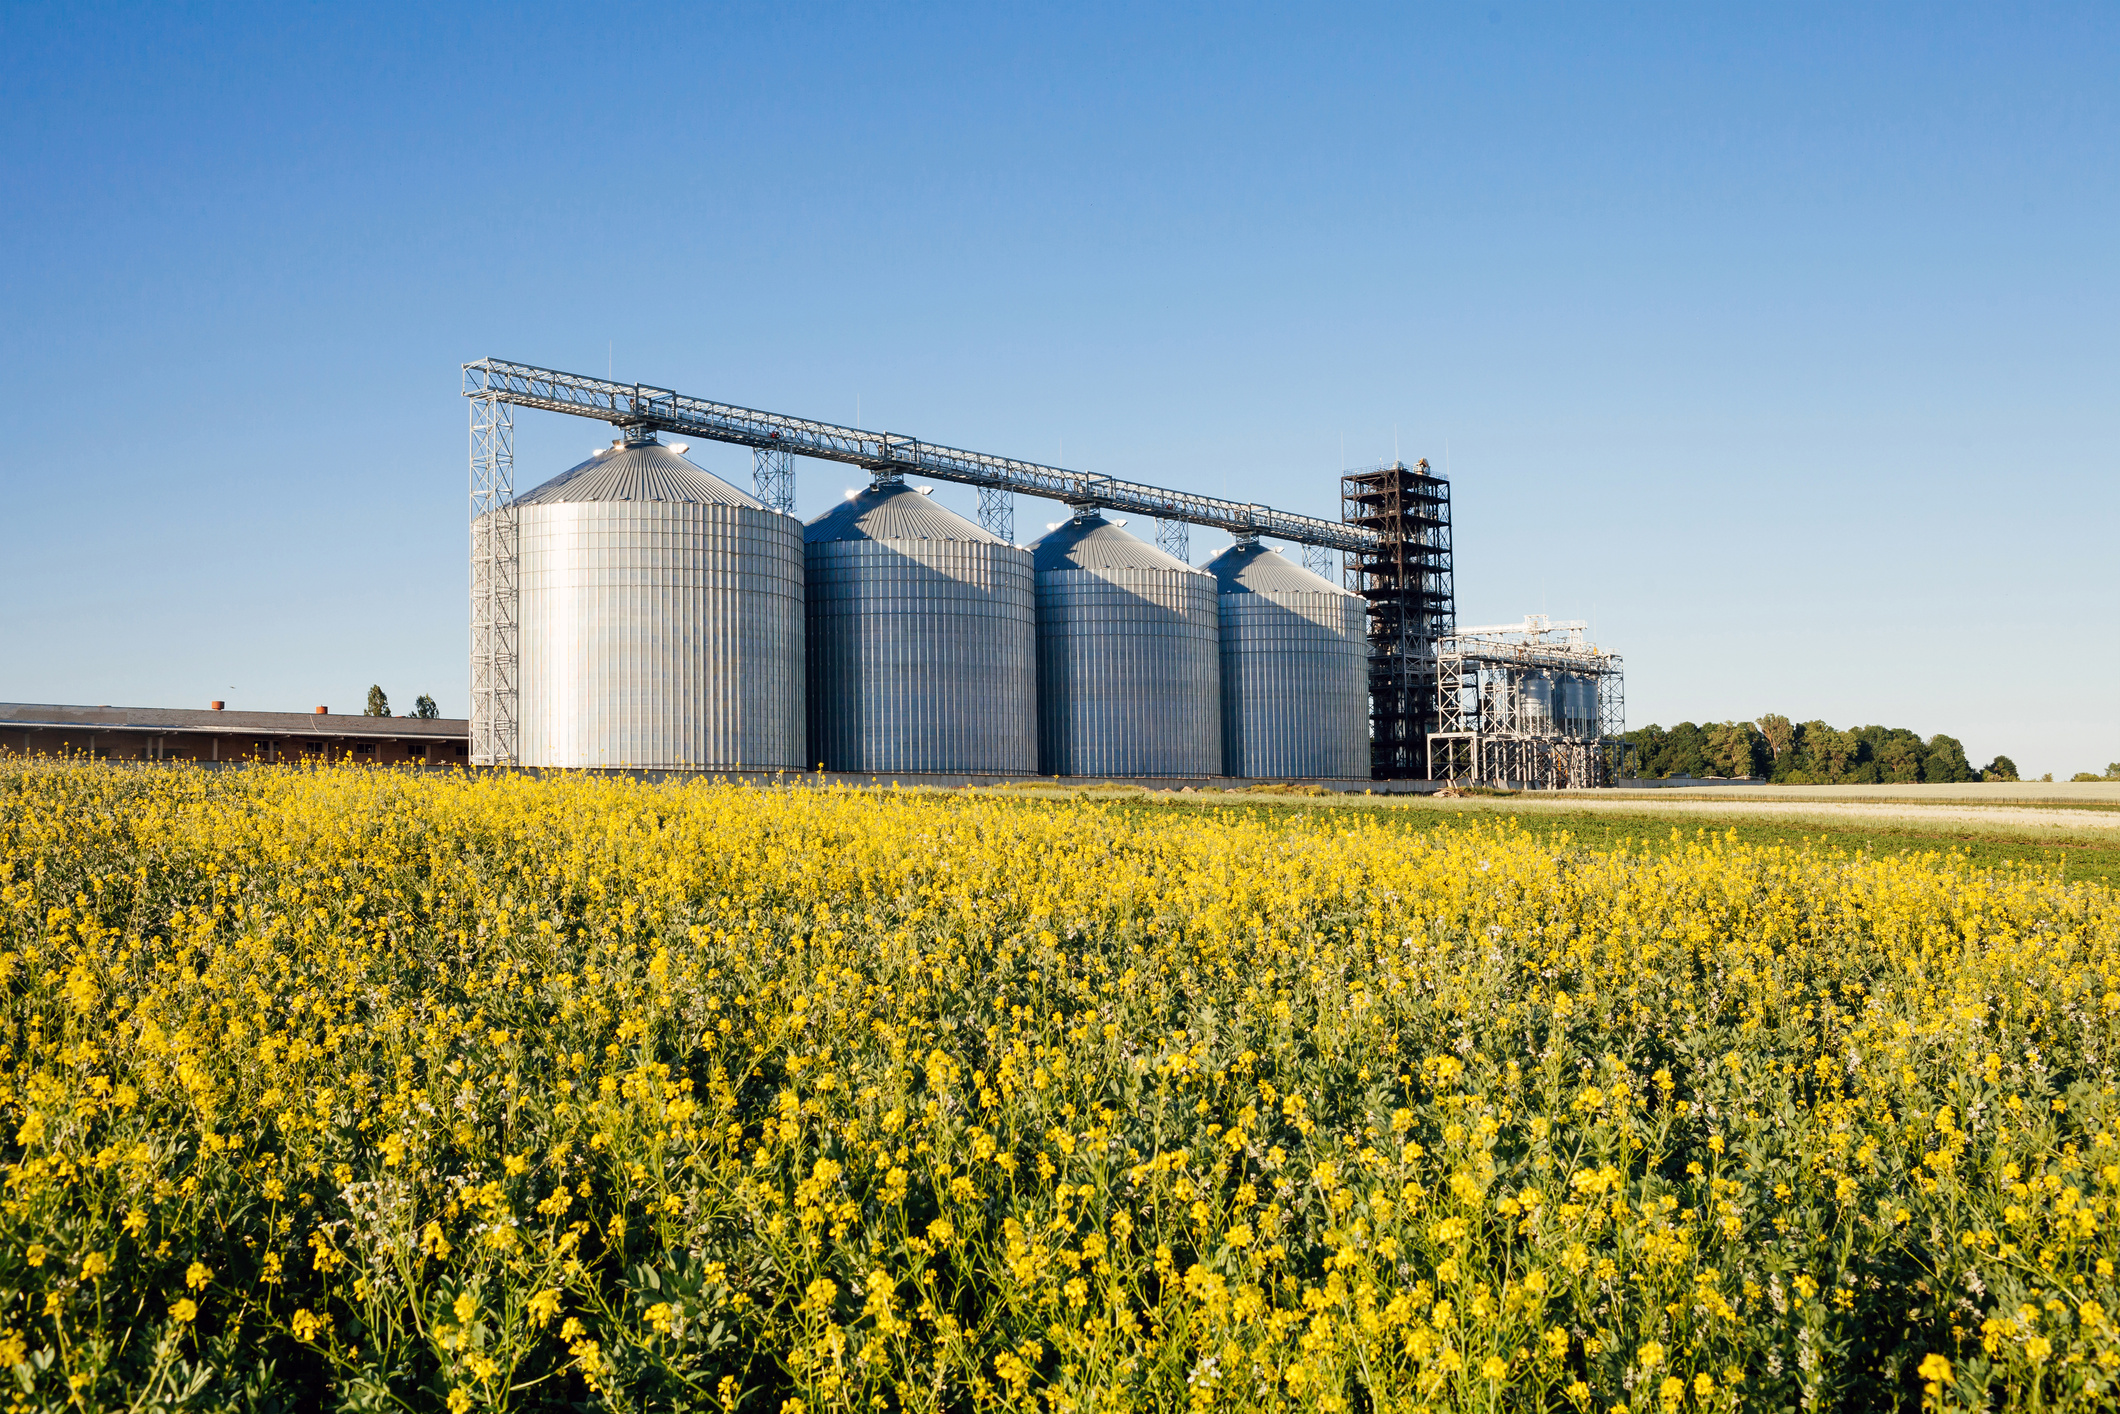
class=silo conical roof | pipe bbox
[803,483,1000,543]
[1030,514,1196,572]
[515,442,762,508]
[1201,541,1354,596]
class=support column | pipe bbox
[1154,518,1190,563]
[753,445,796,515]
[977,486,1015,543]
[470,394,517,766]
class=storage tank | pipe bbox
[1201,539,1367,779]
[1031,511,1220,778]
[1519,671,1555,735]
[510,430,804,769]
[1563,674,1598,737]
[803,479,1036,774]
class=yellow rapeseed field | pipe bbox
[1,759,2116,1413]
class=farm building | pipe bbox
[0,703,468,765]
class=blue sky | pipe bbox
[2,3,2113,774]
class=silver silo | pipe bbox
[1519,671,1555,734]
[1563,674,1598,737]
[1201,539,1368,779]
[512,430,804,769]
[804,479,1036,774]
[1032,511,1220,778]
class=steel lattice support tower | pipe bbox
[1155,518,1190,563]
[1341,459,1454,779]
[1300,544,1335,580]
[468,395,518,766]
[752,445,796,515]
[977,486,1015,543]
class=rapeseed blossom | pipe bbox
[0,758,2115,1410]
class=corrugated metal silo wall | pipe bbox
[1036,567,1221,777]
[515,501,804,769]
[1218,589,1370,778]
[805,539,1037,773]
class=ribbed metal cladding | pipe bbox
[804,482,1036,774]
[1032,513,1220,778]
[1203,540,1369,779]
[508,440,804,769]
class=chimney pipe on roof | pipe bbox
[210,701,224,711]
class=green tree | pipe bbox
[1877,732,1925,784]
[1755,714,1795,764]
[1798,722,1859,782]
[1704,721,1769,778]
[412,694,440,720]
[1655,723,1713,777]
[364,685,391,718]
[1983,755,2019,782]
[1924,734,1977,783]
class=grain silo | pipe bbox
[1519,671,1555,734]
[512,429,803,769]
[803,479,1036,774]
[1559,673,1598,738]
[1201,538,1368,779]
[1031,510,1220,778]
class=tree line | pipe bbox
[365,686,440,719]
[1622,716,2017,783]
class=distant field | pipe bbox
[1599,781,2120,812]
[974,781,2120,891]
[1629,780,2120,799]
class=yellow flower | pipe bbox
[1918,1354,1952,1385]
[171,1298,198,1323]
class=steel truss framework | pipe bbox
[468,395,516,766]
[1155,518,1190,562]
[1426,617,1627,790]
[976,487,1015,543]
[1342,461,1455,778]
[751,446,796,515]
[462,359,1376,552]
